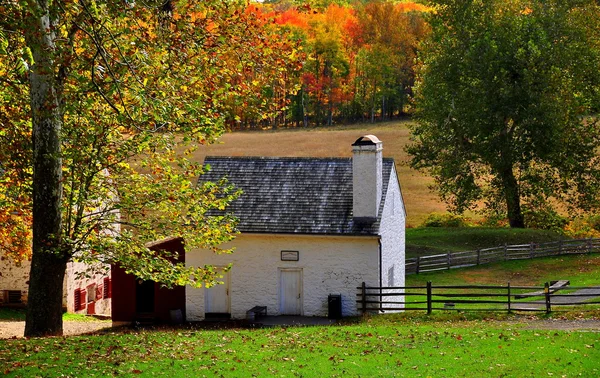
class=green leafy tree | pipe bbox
[0,0,296,337]
[408,0,600,228]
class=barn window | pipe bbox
[96,284,103,300]
[6,290,22,304]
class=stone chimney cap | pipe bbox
[352,135,382,146]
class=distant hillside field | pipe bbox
[190,120,447,226]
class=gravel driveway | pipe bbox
[0,320,112,339]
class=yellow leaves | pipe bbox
[189,11,207,23]
[521,7,533,15]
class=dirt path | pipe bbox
[0,320,112,339]
[512,286,600,311]
[519,319,600,331]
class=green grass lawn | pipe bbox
[401,253,600,312]
[406,227,566,258]
[0,308,109,322]
[2,315,600,377]
[406,253,600,287]
[0,308,26,322]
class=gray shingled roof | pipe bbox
[199,156,395,236]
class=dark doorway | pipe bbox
[136,280,155,313]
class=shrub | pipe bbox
[522,205,568,232]
[563,216,600,238]
[478,213,509,228]
[421,213,469,228]
[587,215,600,232]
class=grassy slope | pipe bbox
[406,253,600,287]
[405,227,566,258]
[186,120,450,226]
[2,318,599,377]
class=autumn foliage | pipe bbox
[231,1,430,129]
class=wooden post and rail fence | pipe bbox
[357,281,600,315]
[406,237,600,275]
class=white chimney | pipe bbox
[352,135,383,223]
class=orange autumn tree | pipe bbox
[0,0,300,337]
[221,4,304,129]
[274,1,430,127]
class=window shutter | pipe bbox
[74,289,81,311]
[103,277,112,299]
[79,290,87,311]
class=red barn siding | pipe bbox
[111,237,186,323]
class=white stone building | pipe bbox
[0,258,30,306]
[186,135,405,320]
[0,256,111,316]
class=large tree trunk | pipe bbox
[501,166,525,228]
[24,3,67,337]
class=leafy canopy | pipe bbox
[409,0,600,227]
[0,0,301,286]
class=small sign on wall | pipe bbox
[281,250,299,261]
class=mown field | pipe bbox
[405,227,565,258]
[406,253,600,288]
[2,314,600,377]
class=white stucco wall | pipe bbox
[379,165,406,310]
[0,255,30,304]
[65,261,111,316]
[186,234,380,320]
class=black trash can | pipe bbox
[328,294,342,319]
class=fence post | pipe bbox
[476,249,481,265]
[558,238,563,255]
[447,253,451,270]
[504,243,508,260]
[361,282,367,315]
[416,257,420,274]
[507,282,511,314]
[529,242,534,259]
[544,282,551,314]
[588,238,593,254]
[426,281,432,315]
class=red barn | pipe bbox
[111,237,186,325]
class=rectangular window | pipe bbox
[387,266,395,287]
[96,284,103,301]
[87,284,96,303]
[7,290,22,304]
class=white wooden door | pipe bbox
[280,269,302,315]
[205,270,230,314]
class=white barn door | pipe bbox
[205,270,230,314]
[280,269,302,315]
